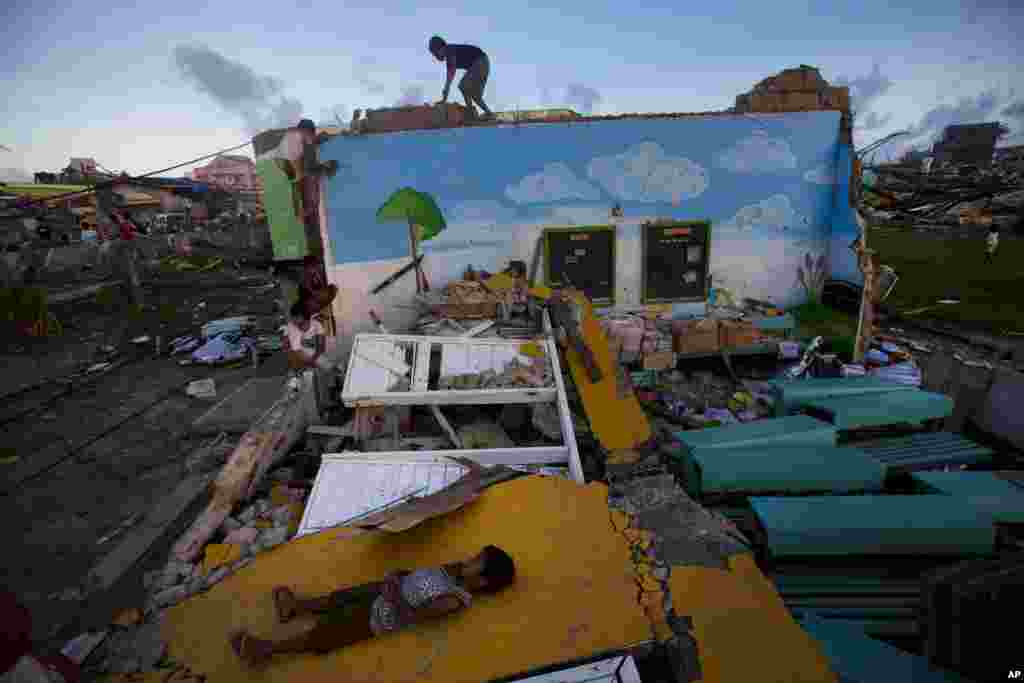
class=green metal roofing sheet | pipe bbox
[689,444,886,495]
[768,376,919,416]
[798,615,972,683]
[802,391,953,429]
[673,415,836,452]
[748,496,998,557]
[855,432,994,472]
[909,471,1024,518]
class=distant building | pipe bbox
[190,155,262,191]
[932,123,1004,168]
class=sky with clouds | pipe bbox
[2,0,1022,182]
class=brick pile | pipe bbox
[734,65,852,142]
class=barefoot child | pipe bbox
[230,546,515,666]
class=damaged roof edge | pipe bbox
[253,108,845,143]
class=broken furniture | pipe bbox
[341,332,583,482]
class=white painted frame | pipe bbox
[333,323,584,484]
[342,333,557,406]
[543,311,584,483]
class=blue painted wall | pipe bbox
[320,111,858,307]
[830,143,863,283]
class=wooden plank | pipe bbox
[543,312,584,483]
[343,387,557,407]
[560,295,651,449]
[432,405,463,448]
[323,448,570,466]
[412,340,432,392]
[171,374,316,562]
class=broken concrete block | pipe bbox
[257,526,290,551]
[223,526,260,546]
[152,585,188,608]
[270,505,292,526]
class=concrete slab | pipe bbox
[190,377,285,435]
[972,369,1024,450]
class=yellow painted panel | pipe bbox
[669,554,838,683]
[201,544,243,575]
[528,285,553,300]
[565,297,651,449]
[482,271,516,291]
[162,476,654,683]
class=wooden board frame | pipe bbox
[542,225,617,304]
[640,219,712,304]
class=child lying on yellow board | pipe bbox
[229,546,515,666]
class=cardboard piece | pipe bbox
[674,319,721,354]
[644,351,675,371]
[721,320,760,348]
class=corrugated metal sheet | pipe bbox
[768,376,918,416]
[855,432,995,472]
[749,496,998,557]
[673,415,837,453]
[802,391,953,429]
[689,445,886,496]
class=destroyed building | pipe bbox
[932,122,1005,168]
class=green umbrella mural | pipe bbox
[376,188,447,292]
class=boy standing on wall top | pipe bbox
[428,36,494,122]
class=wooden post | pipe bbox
[409,221,422,293]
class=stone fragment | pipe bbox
[270,505,292,526]
[224,526,260,545]
[258,526,290,550]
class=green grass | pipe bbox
[789,301,859,344]
[869,226,1024,334]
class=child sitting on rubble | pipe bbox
[229,545,516,666]
[283,295,333,372]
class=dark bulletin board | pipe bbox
[641,220,711,303]
[543,226,616,303]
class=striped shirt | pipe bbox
[369,567,472,634]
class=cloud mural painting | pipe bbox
[587,142,708,202]
[803,164,836,185]
[716,131,798,174]
[504,162,602,204]
[718,194,810,236]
